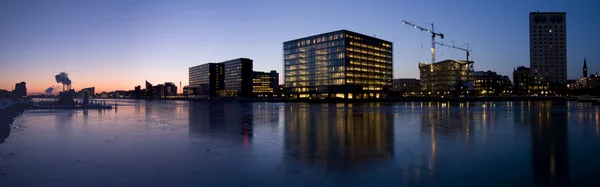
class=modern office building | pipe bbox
[419,60,474,95]
[219,58,253,98]
[513,66,532,95]
[252,70,279,98]
[393,78,420,96]
[283,30,393,99]
[189,63,224,97]
[13,82,26,96]
[530,12,567,85]
[189,58,253,98]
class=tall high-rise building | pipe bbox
[283,30,393,99]
[529,12,567,84]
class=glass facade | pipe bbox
[220,58,253,98]
[283,30,393,99]
[419,60,474,95]
[189,63,223,97]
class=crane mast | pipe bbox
[402,20,444,64]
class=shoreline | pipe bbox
[81,96,577,103]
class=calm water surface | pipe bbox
[1,100,599,186]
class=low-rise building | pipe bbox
[13,82,26,96]
[513,66,531,96]
[473,71,512,96]
[252,70,279,98]
[164,82,177,97]
[393,78,420,96]
[77,87,95,98]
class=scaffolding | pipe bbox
[419,60,474,95]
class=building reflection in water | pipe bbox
[188,102,253,143]
[55,111,75,137]
[283,103,394,167]
[418,102,474,179]
[531,100,569,186]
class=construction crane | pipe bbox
[435,41,473,82]
[402,20,444,64]
[434,42,470,62]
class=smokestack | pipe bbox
[55,72,72,92]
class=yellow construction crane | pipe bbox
[402,20,444,64]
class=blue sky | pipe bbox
[0,0,598,93]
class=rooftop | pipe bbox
[418,59,474,68]
[284,29,392,44]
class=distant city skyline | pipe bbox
[1,0,599,93]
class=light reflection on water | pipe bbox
[0,100,599,186]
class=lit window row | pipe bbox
[349,60,392,69]
[349,42,392,53]
[347,54,392,63]
[346,73,385,80]
[346,79,390,85]
[285,53,346,60]
[346,67,392,74]
[347,48,390,58]
[346,34,362,41]
[293,34,345,47]
[287,79,345,87]
[363,86,383,91]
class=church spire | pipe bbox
[583,58,588,78]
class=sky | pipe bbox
[1,0,598,94]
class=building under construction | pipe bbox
[419,60,474,95]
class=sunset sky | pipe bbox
[1,0,598,94]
